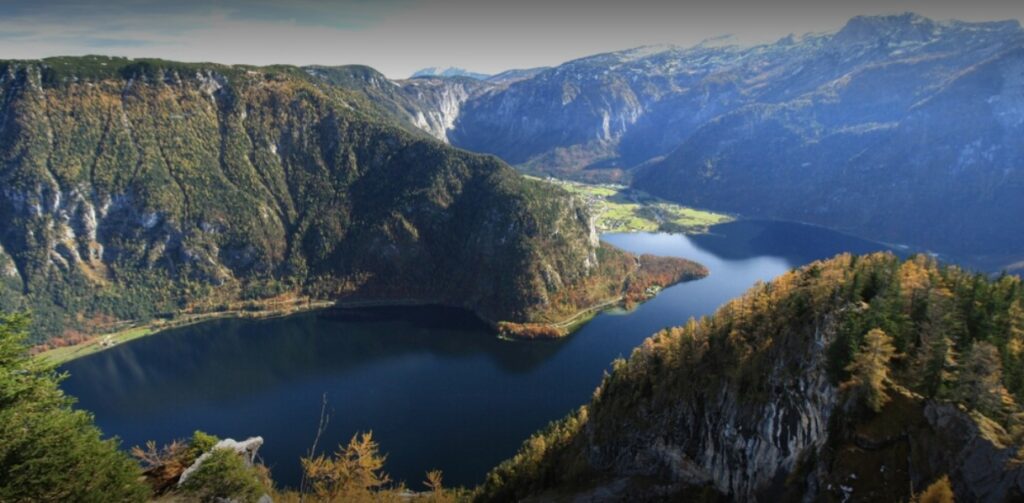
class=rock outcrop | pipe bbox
[178,437,264,487]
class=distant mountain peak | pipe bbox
[696,34,741,48]
[410,67,490,80]
[835,12,939,43]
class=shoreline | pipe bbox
[495,295,625,340]
[35,231,710,365]
[34,285,680,365]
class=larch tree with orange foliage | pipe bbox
[845,328,897,412]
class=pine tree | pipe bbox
[1003,300,1024,400]
[914,288,959,398]
[0,313,149,501]
[919,331,958,399]
[955,341,1018,421]
[845,328,897,412]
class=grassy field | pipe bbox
[35,298,337,366]
[532,176,732,233]
[36,327,155,366]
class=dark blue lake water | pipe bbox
[60,220,892,489]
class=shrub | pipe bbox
[178,448,266,502]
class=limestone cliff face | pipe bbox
[401,77,478,142]
[582,315,1024,502]
[0,57,616,342]
[584,317,839,500]
[580,325,1024,502]
[304,65,489,143]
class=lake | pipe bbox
[60,220,894,489]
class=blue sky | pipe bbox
[4,0,1023,77]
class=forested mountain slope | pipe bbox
[480,253,1024,502]
[0,57,702,343]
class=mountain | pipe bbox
[306,65,489,143]
[479,253,1024,501]
[447,43,725,179]
[445,14,1022,177]
[484,67,549,85]
[0,56,704,343]
[330,14,1024,266]
[634,15,1024,265]
[305,66,548,145]
[411,66,491,80]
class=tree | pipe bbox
[845,328,897,412]
[914,475,955,503]
[899,256,934,310]
[921,332,958,399]
[955,341,1017,421]
[300,431,393,502]
[1003,300,1024,400]
[0,313,149,502]
[421,469,457,503]
[914,288,959,398]
[424,469,445,493]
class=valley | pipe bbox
[3,7,1024,503]
[529,176,732,234]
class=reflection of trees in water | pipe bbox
[689,220,894,263]
[61,306,570,409]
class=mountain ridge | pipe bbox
[411,66,491,80]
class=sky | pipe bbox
[3,0,1023,78]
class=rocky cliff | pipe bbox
[478,253,1024,502]
[0,57,702,343]
[305,65,491,143]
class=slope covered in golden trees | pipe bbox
[479,253,1024,501]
